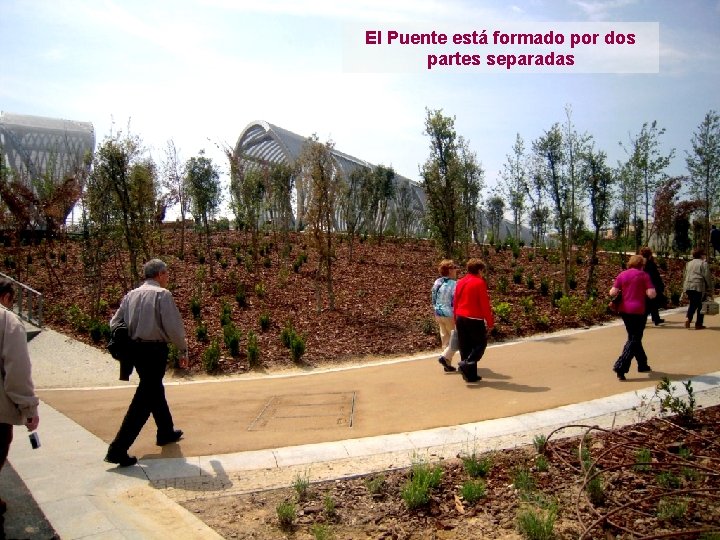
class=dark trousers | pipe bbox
[111,342,174,452]
[613,313,648,374]
[456,316,487,381]
[646,297,662,324]
[685,290,705,326]
[0,424,12,475]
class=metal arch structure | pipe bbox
[233,120,426,232]
[0,111,95,200]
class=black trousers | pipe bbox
[685,290,705,326]
[455,316,487,381]
[613,313,648,374]
[111,342,174,452]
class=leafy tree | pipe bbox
[392,178,421,241]
[86,132,160,285]
[298,135,341,311]
[685,110,720,251]
[369,165,395,244]
[420,108,464,257]
[227,153,265,259]
[533,123,571,293]
[266,162,295,255]
[563,105,592,268]
[161,139,190,259]
[486,194,505,243]
[341,167,368,261]
[620,121,674,247]
[653,177,682,254]
[457,137,484,253]
[580,147,614,296]
[186,151,222,275]
[500,133,527,240]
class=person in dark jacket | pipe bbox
[640,247,665,326]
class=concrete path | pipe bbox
[3,308,719,538]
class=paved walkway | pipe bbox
[3,308,719,538]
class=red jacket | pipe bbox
[453,273,494,329]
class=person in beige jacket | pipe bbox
[105,259,188,467]
[0,278,40,515]
[683,248,714,330]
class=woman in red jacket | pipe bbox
[453,258,494,382]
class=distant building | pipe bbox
[234,120,426,234]
[0,111,95,225]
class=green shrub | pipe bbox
[401,460,443,509]
[420,317,437,335]
[235,284,247,307]
[293,471,310,501]
[516,505,556,540]
[68,304,90,333]
[512,267,523,284]
[493,301,512,322]
[189,297,202,319]
[657,497,688,521]
[276,500,296,530]
[88,319,111,343]
[364,474,386,495]
[290,333,306,363]
[255,281,266,298]
[247,331,260,367]
[195,321,208,342]
[280,321,296,348]
[497,275,509,293]
[555,295,577,317]
[512,466,535,493]
[223,323,241,357]
[462,453,493,478]
[310,523,333,540]
[460,479,486,504]
[202,339,220,373]
[526,276,535,289]
[219,300,233,326]
[259,312,271,332]
[634,448,652,472]
[539,278,550,296]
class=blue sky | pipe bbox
[1,0,719,213]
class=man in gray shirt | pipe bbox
[105,259,188,467]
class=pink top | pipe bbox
[613,268,654,315]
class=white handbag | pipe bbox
[701,300,719,315]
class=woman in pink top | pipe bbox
[609,254,657,380]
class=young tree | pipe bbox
[580,147,614,296]
[392,178,421,241]
[485,194,505,243]
[686,110,720,251]
[533,123,571,293]
[341,167,368,261]
[420,108,463,258]
[652,177,682,254]
[500,133,527,241]
[620,121,675,247]
[298,135,341,311]
[266,162,295,258]
[186,151,222,275]
[370,165,395,244]
[161,139,190,259]
[227,154,266,260]
[457,137,484,253]
[87,132,159,285]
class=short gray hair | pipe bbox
[143,259,168,279]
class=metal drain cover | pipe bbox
[247,392,356,431]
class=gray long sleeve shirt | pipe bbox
[0,306,39,424]
[110,280,188,356]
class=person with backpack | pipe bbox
[431,260,459,372]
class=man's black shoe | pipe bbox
[104,450,138,467]
[156,429,183,446]
[638,365,652,373]
[653,319,665,326]
[613,367,626,381]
